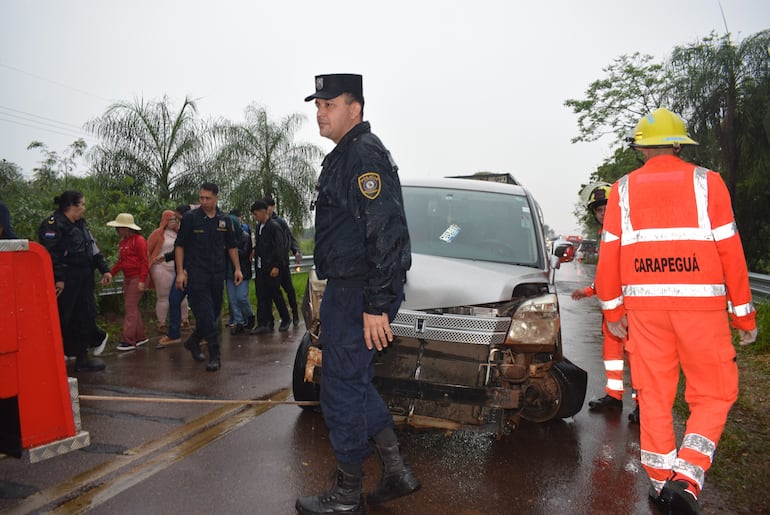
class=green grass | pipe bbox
[673,301,769,512]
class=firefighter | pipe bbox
[572,183,639,422]
[595,108,757,514]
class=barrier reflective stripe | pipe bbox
[622,284,726,298]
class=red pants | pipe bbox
[626,309,738,494]
[121,276,147,344]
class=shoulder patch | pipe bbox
[358,172,381,200]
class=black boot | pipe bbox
[628,403,640,423]
[206,342,221,372]
[367,443,421,505]
[74,352,106,372]
[295,463,365,515]
[588,394,623,411]
[184,335,205,362]
[659,479,700,514]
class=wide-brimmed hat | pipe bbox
[106,213,141,231]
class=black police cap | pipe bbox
[304,74,363,102]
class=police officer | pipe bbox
[175,182,242,372]
[38,190,112,372]
[295,74,419,515]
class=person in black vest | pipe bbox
[38,190,112,372]
[250,199,291,334]
[174,183,242,372]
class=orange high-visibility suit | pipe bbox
[595,154,755,496]
[579,284,626,401]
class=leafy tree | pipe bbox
[668,30,770,200]
[565,30,770,271]
[26,139,87,185]
[208,104,322,230]
[564,53,672,145]
[85,96,202,202]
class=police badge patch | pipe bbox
[358,172,381,200]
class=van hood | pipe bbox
[402,253,548,310]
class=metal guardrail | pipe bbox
[98,255,315,297]
[96,260,770,300]
[749,272,770,301]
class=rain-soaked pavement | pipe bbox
[0,261,727,514]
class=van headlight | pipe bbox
[504,294,560,347]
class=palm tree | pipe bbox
[85,96,202,201]
[209,103,322,231]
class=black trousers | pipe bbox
[256,268,290,327]
[186,271,224,349]
[57,265,104,357]
[279,261,298,318]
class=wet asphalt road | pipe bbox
[0,261,726,514]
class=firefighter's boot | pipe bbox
[295,463,365,515]
[367,442,421,505]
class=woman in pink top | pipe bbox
[107,213,149,351]
[147,210,187,333]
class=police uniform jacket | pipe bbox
[255,217,287,272]
[174,207,237,276]
[38,211,110,283]
[314,121,411,316]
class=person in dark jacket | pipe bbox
[295,74,418,515]
[0,201,17,239]
[38,190,112,372]
[225,210,255,334]
[264,197,302,328]
[250,200,291,334]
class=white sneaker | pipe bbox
[136,338,149,347]
[116,342,136,351]
[93,333,109,356]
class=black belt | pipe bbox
[327,278,366,287]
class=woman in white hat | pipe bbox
[107,213,149,351]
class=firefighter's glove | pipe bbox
[738,327,758,346]
[607,315,628,339]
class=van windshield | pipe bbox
[402,185,541,267]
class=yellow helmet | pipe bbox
[586,184,611,212]
[631,108,698,148]
[579,181,611,211]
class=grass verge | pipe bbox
[674,300,770,512]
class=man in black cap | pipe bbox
[295,74,419,515]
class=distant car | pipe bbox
[293,177,587,437]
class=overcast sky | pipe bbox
[2,0,768,235]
